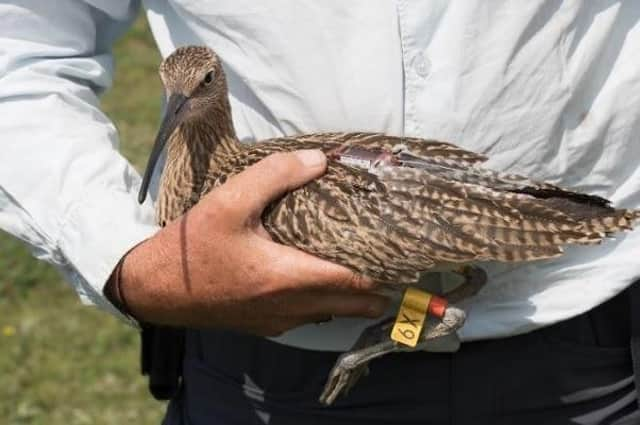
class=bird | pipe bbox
[138,45,640,405]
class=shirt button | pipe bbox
[412,52,431,78]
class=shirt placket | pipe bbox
[395,0,442,137]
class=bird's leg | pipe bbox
[444,265,487,303]
[326,143,351,160]
[372,151,400,167]
[319,267,485,405]
[328,143,402,170]
[319,306,467,406]
[320,317,395,405]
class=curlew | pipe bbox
[138,46,640,405]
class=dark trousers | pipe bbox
[162,288,638,425]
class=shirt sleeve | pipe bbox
[0,0,159,322]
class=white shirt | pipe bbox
[1,0,639,351]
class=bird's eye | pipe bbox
[203,71,214,85]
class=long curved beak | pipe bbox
[138,93,189,204]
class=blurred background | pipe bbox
[1,14,166,425]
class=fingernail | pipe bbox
[295,149,326,168]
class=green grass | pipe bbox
[0,14,165,425]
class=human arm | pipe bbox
[0,0,155,320]
[108,150,389,336]
[0,1,387,332]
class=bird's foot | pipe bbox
[319,305,468,406]
[372,151,400,167]
[320,346,379,406]
[391,143,409,154]
[320,318,395,406]
[326,143,351,160]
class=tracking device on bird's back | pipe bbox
[391,288,448,347]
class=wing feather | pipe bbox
[198,132,638,284]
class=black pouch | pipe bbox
[141,324,185,400]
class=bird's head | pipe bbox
[138,45,227,204]
[159,45,228,122]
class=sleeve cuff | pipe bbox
[57,183,158,326]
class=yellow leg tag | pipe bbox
[390,287,432,348]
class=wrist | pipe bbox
[104,237,154,322]
[104,257,132,318]
[117,222,197,326]
[118,235,161,323]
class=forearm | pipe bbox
[104,221,191,326]
[102,151,389,335]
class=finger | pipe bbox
[248,292,390,336]
[280,296,389,331]
[261,239,378,292]
[293,291,391,319]
[242,321,290,338]
[221,150,327,214]
[253,223,273,241]
[275,314,333,332]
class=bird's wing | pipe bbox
[274,132,488,164]
[204,133,639,284]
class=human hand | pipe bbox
[109,150,389,336]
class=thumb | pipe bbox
[223,150,327,213]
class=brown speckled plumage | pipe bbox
[140,46,640,404]
[148,47,640,281]
[164,129,637,285]
[150,48,638,283]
